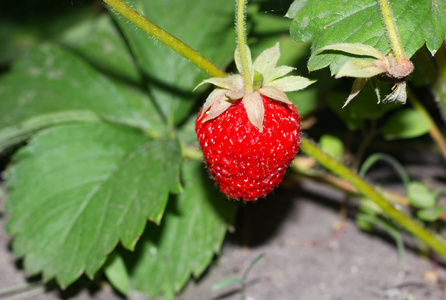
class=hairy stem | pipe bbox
[236,0,253,92]
[377,0,406,62]
[300,136,446,259]
[103,0,226,78]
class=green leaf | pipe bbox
[407,181,439,209]
[288,0,446,73]
[104,251,130,296]
[111,80,167,137]
[5,123,182,287]
[59,13,142,84]
[318,43,386,60]
[289,88,320,117]
[344,78,368,107]
[0,0,98,64]
[126,160,236,298]
[335,59,386,79]
[0,44,160,152]
[268,76,316,92]
[319,134,344,161]
[381,108,430,140]
[417,206,444,222]
[110,0,236,125]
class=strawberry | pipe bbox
[196,95,300,201]
[195,43,314,201]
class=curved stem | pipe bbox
[359,153,411,188]
[103,0,226,78]
[377,0,406,62]
[236,0,253,92]
[300,136,446,260]
[408,91,446,162]
[0,282,43,297]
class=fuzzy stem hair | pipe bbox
[236,0,253,92]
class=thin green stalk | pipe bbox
[103,0,226,78]
[408,91,446,162]
[377,0,406,62]
[0,284,46,300]
[436,42,446,86]
[358,214,406,269]
[181,142,202,160]
[300,136,446,260]
[359,153,411,188]
[0,282,43,297]
[236,0,253,92]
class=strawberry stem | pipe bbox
[103,0,227,78]
[377,0,406,63]
[300,136,446,260]
[377,0,414,78]
[236,0,254,92]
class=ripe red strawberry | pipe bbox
[194,43,314,201]
[196,95,301,201]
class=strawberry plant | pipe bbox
[1,0,446,299]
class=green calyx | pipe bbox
[194,43,315,131]
[253,70,264,91]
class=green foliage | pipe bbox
[417,206,444,222]
[326,83,397,131]
[60,14,142,84]
[124,161,236,298]
[104,252,130,296]
[381,108,430,140]
[407,181,441,209]
[0,0,98,65]
[287,0,446,73]
[110,0,236,125]
[319,134,344,161]
[5,123,182,286]
[0,44,158,152]
[360,155,444,224]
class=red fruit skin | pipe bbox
[195,96,301,201]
